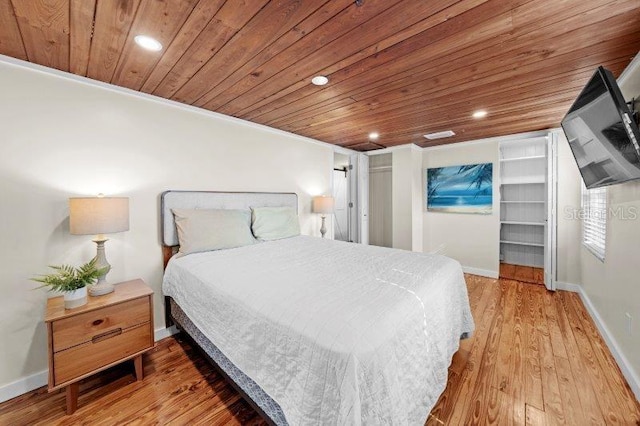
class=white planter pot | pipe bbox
[64,287,88,309]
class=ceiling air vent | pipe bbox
[423,130,455,140]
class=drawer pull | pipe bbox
[92,319,104,326]
[91,328,122,344]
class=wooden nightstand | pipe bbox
[44,279,154,414]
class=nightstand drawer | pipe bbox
[52,297,150,352]
[53,322,152,386]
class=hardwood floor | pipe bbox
[1,275,638,425]
[500,263,545,286]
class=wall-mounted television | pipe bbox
[561,66,640,189]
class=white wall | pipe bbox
[391,145,423,251]
[422,140,501,276]
[555,130,583,285]
[0,58,332,396]
[577,59,640,394]
[411,147,424,252]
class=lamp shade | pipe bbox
[69,197,129,235]
[312,196,335,214]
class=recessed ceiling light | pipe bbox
[368,132,379,140]
[311,75,329,86]
[472,110,488,119]
[424,130,455,140]
[134,35,163,52]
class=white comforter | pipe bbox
[163,236,474,425]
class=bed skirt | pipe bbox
[170,299,288,425]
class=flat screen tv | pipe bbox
[561,66,640,189]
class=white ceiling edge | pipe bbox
[422,129,554,152]
[0,54,357,156]
[618,50,640,101]
[367,129,555,156]
[333,145,357,155]
[618,50,640,86]
[366,143,422,156]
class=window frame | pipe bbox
[581,183,607,261]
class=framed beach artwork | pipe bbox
[426,163,493,214]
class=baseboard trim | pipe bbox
[0,370,48,404]
[0,326,181,403]
[155,325,179,341]
[555,281,581,292]
[577,289,640,402]
[462,266,499,279]
[557,282,640,401]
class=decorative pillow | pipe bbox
[172,208,255,255]
[251,206,300,241]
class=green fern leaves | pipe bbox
[32,258,108,292]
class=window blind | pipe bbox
[581,184,607,260]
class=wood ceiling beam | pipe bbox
[176,0,352,110]
[239,0,625,125]
[283,30,639,140]
[11,0,69,71]
[258,1,640,132]
[316,56,631,148]
[86,0,140,82]
[139,0,226,94]
[69,0,96,76]
[206,0,502,116]
[232,0,521,121]
[206,0,496,114]
[0,0,27,60]
[111,0,200,90]
[223,0,629,119]
[168,0,349,104]
[151,0,272,99]
[316,89,582,146]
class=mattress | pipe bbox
[169,299,288,425]
[163,236,474,425]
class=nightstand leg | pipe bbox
[134,354,143,381]
[66,382,79,415]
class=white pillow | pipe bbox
[172,208,255,255]
[251,206,300,241]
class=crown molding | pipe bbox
[0,54,356,155]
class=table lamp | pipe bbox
[69,196,129,296]
[312,196,335,238]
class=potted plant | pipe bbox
[32,258,107,309]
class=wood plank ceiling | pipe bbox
[1,0,639,151]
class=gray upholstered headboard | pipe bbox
[161,191,298,247]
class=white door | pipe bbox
[332,169,349,241]
[544,133,558,290]
[358,153,369,245]
[348,153,370,244]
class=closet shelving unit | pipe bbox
[499,137,548,268]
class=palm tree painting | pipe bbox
[426,163,493,214]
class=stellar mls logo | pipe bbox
[563,206,638,221]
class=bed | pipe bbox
[161,191,474,425]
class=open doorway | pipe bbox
[368,153,393,248]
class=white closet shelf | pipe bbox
[501,221,545,226]
[500,200,545,204]
[499,155,546,162]
[500,240,544,247]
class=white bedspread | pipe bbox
[163,236,474,425]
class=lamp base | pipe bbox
[89,281,114,296]
[320,215,327,238]
[91,236,114,296]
